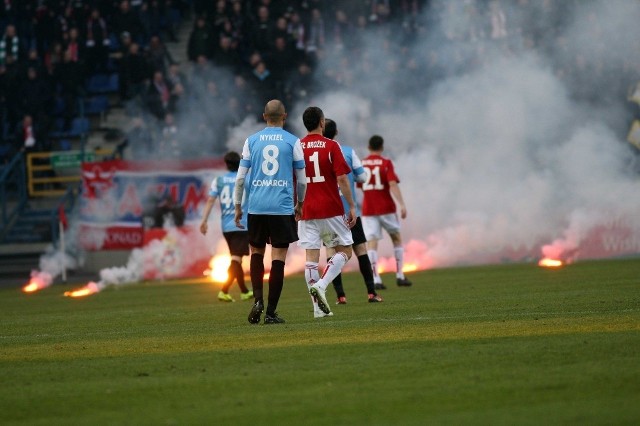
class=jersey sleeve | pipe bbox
[239,138,251,169]
[292,139,306,169]
[385,158,400,183]
[209,177,220,197]
[332,142,352,176]
[350,149,366,180]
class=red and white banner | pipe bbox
[79,158,224,250]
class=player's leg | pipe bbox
[351,217,381,301]
[309,216,353,315]
[326,246,346,303]
[384,213,411,287]
[363,215,385,289]
[230,232,252,300]
[298,219,326,317]
[309,216,354,314]
[247,214,267,324]
[354,242,382,302]
[263,215,298,324]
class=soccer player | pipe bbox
[361,134,412,288]
[323,118,382,304]
[234,99,307,324]
[200,151,253,303]
[297,106,357,318]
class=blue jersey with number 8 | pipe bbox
[240,127,305,215]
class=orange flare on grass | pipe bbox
[203,254,232,283]
[64,282,101,298]
[204,254,270,284]
[22,275,50,293]
[538,258,563,268]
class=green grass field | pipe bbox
[1,258,639,425]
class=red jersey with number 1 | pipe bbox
[300,134,352,220]
[361,154,400,216]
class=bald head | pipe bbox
[263,99,287,125]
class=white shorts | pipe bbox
[297,215,354,249]
[362,213,401,241]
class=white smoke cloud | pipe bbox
[281,0,640,267]
[64,0,640,277]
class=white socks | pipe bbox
[316,252,348,292]
[394,246,405,279]
[368,249,382,284]
[305,262,320,310]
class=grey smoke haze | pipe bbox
[134,0,640,269]
[282,0,640,266]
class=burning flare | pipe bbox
[22,271,53,293]
[64,281,101,298]
[538,258,564,268]
[203,254,232,283]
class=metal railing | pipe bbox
[26,148,115,197]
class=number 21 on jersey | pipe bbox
[363,165,383,190]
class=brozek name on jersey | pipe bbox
[302,141,326,148]
[252,179,289,187]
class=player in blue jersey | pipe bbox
[234,99,307,325]
[200,151,253,303]
[323,118,383,305]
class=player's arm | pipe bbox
[337,174,356,228]
[293,140,307,220]
[199,195,217,235]
[351,150,367,183]
[389,180,407,219]
[234,165,248,229]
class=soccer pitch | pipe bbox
[1,258,639,425]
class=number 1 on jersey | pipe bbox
[306,151,326,183]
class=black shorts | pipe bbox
[350,217,367,246]
[247,214,298,249]
[223,231,250,257]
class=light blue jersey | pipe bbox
[209,171,247,232]
[340,144,365,217]
[240,127,305,215]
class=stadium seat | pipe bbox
[55,139,72,151]
[83,96,110,116]
[48,118,90,139]
[52,96,66,117]
[86,73,119,95]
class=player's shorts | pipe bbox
[350,216,367,246]
[298,215,354,249]
[247,214,298,249]
[223,231,250,257]
[362,213,401,241]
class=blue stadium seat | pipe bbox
[69,118,90,136]
[48,118,90,139]
[86,73,119,94]
[56,139,72,151]
[83,95,110,116]
[52,96,66,117]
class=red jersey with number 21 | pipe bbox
[361,154,400,216]
[300,134,352,220]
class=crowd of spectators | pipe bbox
[1,0,638,163]
[0,0,187,162]
[121,0,640,159]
